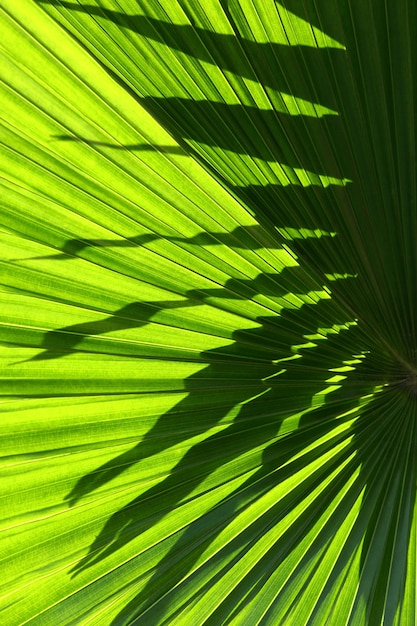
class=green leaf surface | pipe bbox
[1,1,416,624]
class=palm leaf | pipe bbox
[1,1,416,624]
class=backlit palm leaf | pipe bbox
[1,1,416,624]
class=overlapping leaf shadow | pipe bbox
[35,1,417,623]
[112,375,415,626]
[43,0,382,328]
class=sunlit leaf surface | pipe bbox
[1,1,416,624]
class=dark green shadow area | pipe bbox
[76,344,413,626]
[115,395,415,626]
[38,0,417,358]
[41,3,401,349]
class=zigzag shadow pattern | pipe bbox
[35,1,417,624]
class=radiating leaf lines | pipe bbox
[2,1,416,624]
